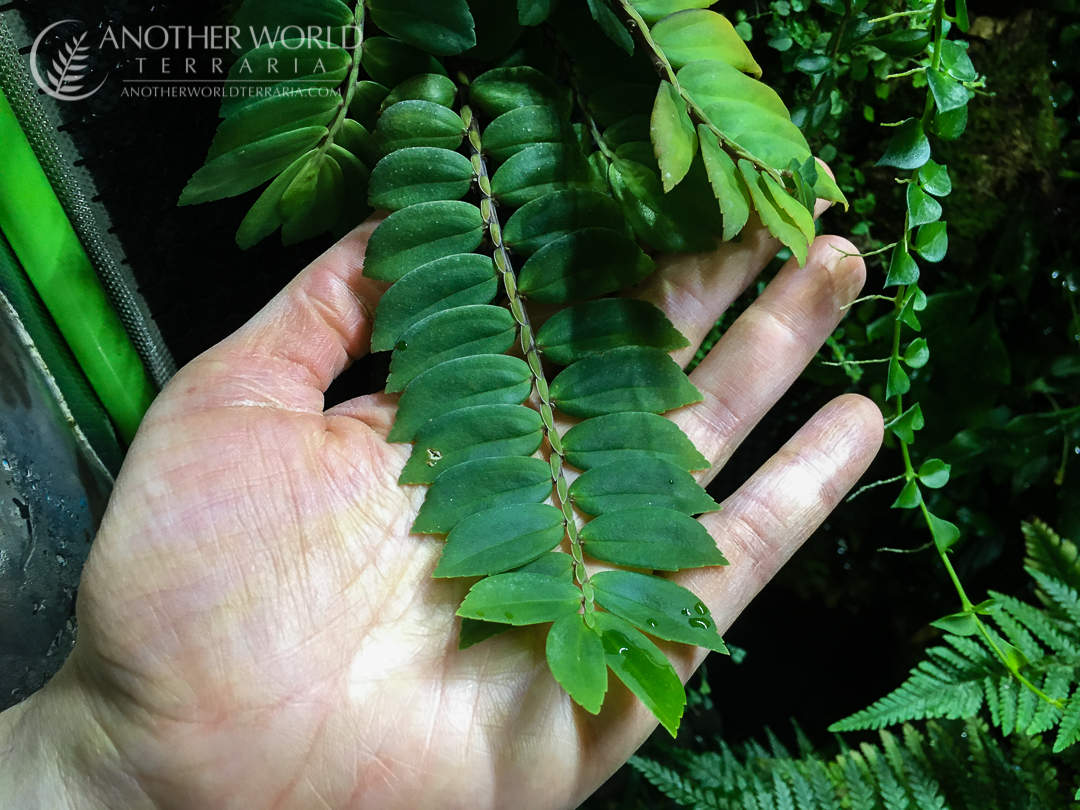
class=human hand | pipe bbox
[0,213,882,810]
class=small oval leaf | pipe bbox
[364,200,484,283]
[434,503,565,577]
[368,147,475,211]
[546,614,608,714]
[518,228,655,304]
[491,142,605,208]
[457,573,582,625]
[562,411,708,472]
[537,299,689,366]
[502,189,630,256]
[569,458,719,516]
[580,508,727,569]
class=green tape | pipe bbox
[0,86,155,444]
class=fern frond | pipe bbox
[991,590,1080,660]
[1030,569,1080,626]
[630,755,723,809]
[1022,519,1080,594]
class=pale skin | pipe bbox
[0,210,883,810]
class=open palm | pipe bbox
[8,216,881,810]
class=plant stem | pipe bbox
[318,2,365,157]
[461,103,596,614]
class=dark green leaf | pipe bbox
[652,10,761,76]
[349,81,391,129]
[900,285,927,331]
[608,159,719,252]
[367,0,476,56]
[698,128,751,241]
[651,81,698,191]
[590,84,656,127]
[918,458,951,489]
[207,93,339,161]
[927,511,961,551]
[400,403,543,485]
[563,412,708,472]
[930,611,979,636]
[434,503,565,577]
[550,346,702,418]
[502,190,630,256]
[906,184,942,228]
[230,0,355,55]
[876,119,931,170]
[586,0,635,53]
[885,244,920,288]
[915,221,948,263]
[235,150,316,249]
[591,570,726,652]
[891,479,922,509]
[381,73,458,110]
[516,552,574,581]
[221,40,351,117]
[180,126,327,206]
[903,337,929,369]
[373,100,466,155]
[412,455,552,534]
[594,612,685,737]
[518,0,558,25]
[582,508,727,569]
[368,147,474,211]
[629,0,713,24]
[570,458,719,516]
[491,143,605,207]
[458,618,511,649]
[546,614,608,714]
[364,201,484,282]
[890,403,924,444]
[603,115,651,149]
[337,118,378,166]
[329,144,373,237]
[482,106,579,162]
[360,38,448,87]
[795,53,831,74]
[372,254,497,352]
[939,41,976,82]
[917,160,952,197]
[887,355,911,399]
[536,300,689,366]
[280,153,345,245]
[518,228,654,304]
[926,69,970,113]
[386,305,517,393]
[932,105,967,141]
[470,66,572,119]
[867,29,932,57]
[457,573,582,625]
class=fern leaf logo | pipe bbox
[29,20,109,102]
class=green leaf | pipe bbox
[457,573,582,625]
[373,100,466,155]
[926,69,969,113]
[546,614,608,714]
[884,244,919,288]
[220,40,351,118]
[503,189,630,256]
[906,184,942,229]
[570,458,719,516]
[594,612,686,737]
[518,228,654,304]
[482,106,579,162]
[368,147,474,211]
[458,617,511,650]
[1053,687,1080,753]
[230,0,355,54]
[903,337,929,369]
[434,503,565,577]
[917,160,952,197]
[591,570,726,652]
[629,0,713,24]
[336,118,378,166]
[364,201,484,283]
[763,173,815,246]
[412,455,552,534]
[349,81,391,129]
[536,299,689,366]
[939,41,976,82]
[550,346,703,418]
[954,0,969,32]
[867,29,932,57]
[563,412,708,472]
[367,0,476,56]
[890,403,924,444]
[927,511,961,552]
[582,508,727,569]
[180,126,327,206]
[590,84,656,127]
[604,115,651,149]
[391,354,532,443]
[887,355,911,399]
[698,128,751,241]
[877,119,931,170]
[329,144,373,236]
[932,104,968,141]
[917,458,951,489]
[794,54,831,74]
[738,161,809,266]
[518,0,558,25]
[381,73,458,110]
[650,81,698,191]
[900,285,927,331]
[914,221,948,263]
[517,552,574,581]
[470,67,572,119]
[586,0,635,54]
[400,403,543,485]
[280,155,344,245]
[235,150,316,249]
[491,143,605,207]
[360,38,448,88]
[385,305,517,393]
[652,10,762,77]
[608,159,719,252]
[930,611,979,636]
[891,479,922,509]
[371,254,497,352]
[677,60,812,170]
[207,93,340,162]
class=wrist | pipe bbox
[0,656,155,810]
